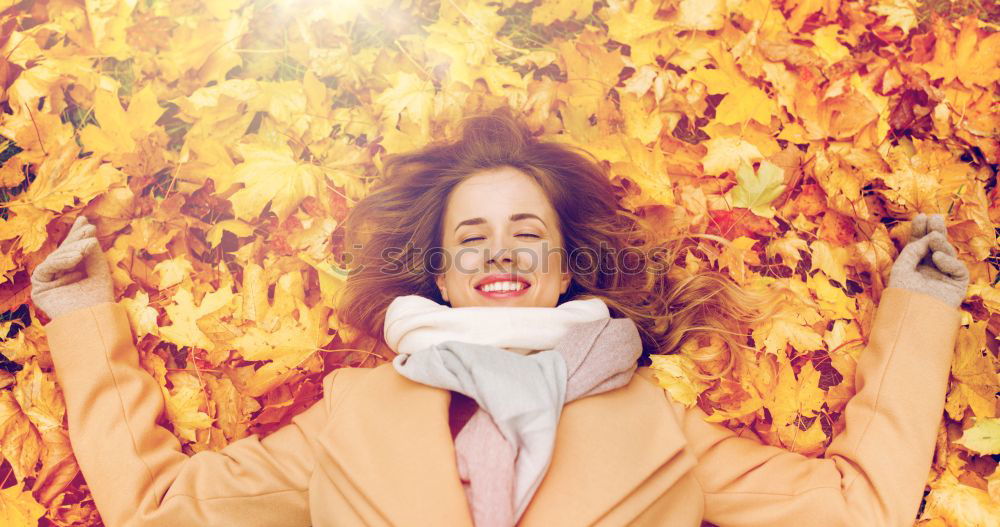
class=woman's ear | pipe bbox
[435,274,449,302]
[560,271,571,294]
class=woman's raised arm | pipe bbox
[43,301,333,527]
[670,214,968,527]
[674,285,961,527]
[31,215,332,527]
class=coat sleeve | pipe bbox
[43,301,338,527]
[673,286,962,527]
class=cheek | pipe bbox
[454,250,480,280]
[537,248,565,290]
[548,246,565,273]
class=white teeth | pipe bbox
[480,281,526,293]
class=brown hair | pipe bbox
[334,108,791,381]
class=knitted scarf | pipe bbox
[384,294,642,526]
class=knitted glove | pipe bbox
[887,213,969,309]
[30,215,114,321]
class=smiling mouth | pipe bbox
[475,279,531,297]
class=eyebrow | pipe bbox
[453,213,547,233]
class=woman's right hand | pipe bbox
[887,212,970,309]
[30,215,114,321]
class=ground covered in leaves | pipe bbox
[0,0,997,525]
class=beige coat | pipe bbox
[43,286,961,527]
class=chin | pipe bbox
[464,292,540,308]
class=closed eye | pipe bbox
[460,234,540,244]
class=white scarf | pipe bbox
[383,294,619,526]
[384,294,611,356]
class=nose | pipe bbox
[485,235,515,268]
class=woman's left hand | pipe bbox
[30,215,115,320]
[886,212,969,309]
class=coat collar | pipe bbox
[323,320,691,526]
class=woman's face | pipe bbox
[435,166,571,308]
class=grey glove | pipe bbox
[30,215,115,321]
[887,213,969,309]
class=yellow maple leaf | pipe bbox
[969,283,1000,313]
[237,299,330,397]
[648,353,711,408]
[0,203,54,254]
[203,374,259,442]
[84,0,137,59]
[703,121,782,157]
[0,159,25,187]
[0,390,42,483]
[715,84,773,126]
[0,483,46,527]
[724,161,787,218]
[376,72,435,138]
[298,253,349,310]
[775,412,828,455]
[674,0,726,30]
[752,284,825,355]
[717,235,761,285]
[784,0,826,33]
[239,263,270,323]
[531,0,594,25]
[923,453,1000,526]
[612,136,675,207]
[620,91,662,145]
[12,361,64,433]
[557,28,625,117]
[689,64,741,95]
[809,25,851,63]
[870,0,919,34]
[30,425,78,508]
[79,84,165,156]
[878,140,944,211]
[232,319,318,362]
[701,137,763,176]
[119,290,161,339]
[0,248,16,287]
[944,321,1000,420]
[601,0,672,65]
[174,79,260,149]
[159,286,235,352]
[206,219,255,249]
[12,143,124,213]
[823,319,863,412]
[702,389,765,423]
[228,139,321,223]
[955,417,1000,455]
[920,16,1000,89]
[118,216,181,258]
[768,356,825,426]
[163,371,214,442]
[808,239,851,285]
[5,360,78,505]
[988,464,1000,505]
[253,80,307,127]
[152,257,195,290]
[808,271,856,320]
[766,231,809,269]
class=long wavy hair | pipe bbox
[333,108,792,382]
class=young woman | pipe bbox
[30,110,969,527]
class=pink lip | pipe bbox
[475,273,531,298]
[476,286,530,299]
[475,273,531,288]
